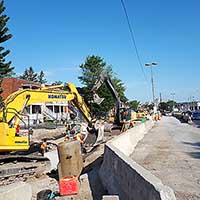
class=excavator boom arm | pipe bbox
[1,83,92,124]
[91,71,121,125]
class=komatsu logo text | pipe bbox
[48,94,66,99]
[15,141,28,144]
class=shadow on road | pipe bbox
[174,115,200,127]
[191,120,200,128]
[183,142,200,159]
[173,116,190,124]
[183,142,200,148]
[187,152,200,159]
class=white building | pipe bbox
[178,101,200,111]
[19,84,70,126]
[23,102,69,125]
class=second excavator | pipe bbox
[91,71,136,131]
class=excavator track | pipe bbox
[0,154,50,181]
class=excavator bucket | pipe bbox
[83,120,104,152]
[93,93,104,105]
[94,120,104,145]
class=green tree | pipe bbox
[129,100,140,111]
[19,66,38,82]
[166,100,176,112]
[0,1,14,93]
[159,102,169,112]
[78,55,127,117]
[2,70,16,78]
[143,102,154,112]
[112,76,127,102]
[53,80,63,85]
[37,70,47,84]
[158,100,177,112]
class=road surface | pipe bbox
[131,116,200,200]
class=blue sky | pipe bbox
[3,0,200,102]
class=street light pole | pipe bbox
[145,62,158,104]
[170,93,176,111]
[150,65,155,103]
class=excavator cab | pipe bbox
[0,100,32,152]
[0,118,30,152]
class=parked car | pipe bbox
[191,110,200,120]
[163,111,172,116]
[172,111,182,118]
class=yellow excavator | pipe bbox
[0,83,103,152]
[91,71,136,131]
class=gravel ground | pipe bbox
[131,116,200,200]
[29,129,113,200]
[1,124,118,199]
[30,143,107,200]
[31,126,66,142]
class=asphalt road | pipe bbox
[189,119,200,128]
[131,116,200,200]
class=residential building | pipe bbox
[1,78,69,125]
[177,101,200,111]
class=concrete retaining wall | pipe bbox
[99,120,176,200]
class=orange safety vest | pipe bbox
[41,142,47,150]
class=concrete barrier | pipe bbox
[99,120,176,200]
[102,195,119,200]
[0,182,32,200]
[111,120,153,156]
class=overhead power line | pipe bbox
[120,0,148,82]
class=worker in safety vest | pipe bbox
[40,139,47,156]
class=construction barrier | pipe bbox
[99,119,176,200]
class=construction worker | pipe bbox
[40,139,47,156]
[65,124,70,135]
[15,124,20,136]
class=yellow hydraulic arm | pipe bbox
[0,83,92,151]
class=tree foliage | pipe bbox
[19,66,47,83]
[78,55,127,117]
[143,102,154,112]
[129,100,140,111]
[0,1,14,93]
[2,70,16,78]
[19,66,38,82]
[159,100,176,112]
[53,80,63,85]
[37,70,47,84]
